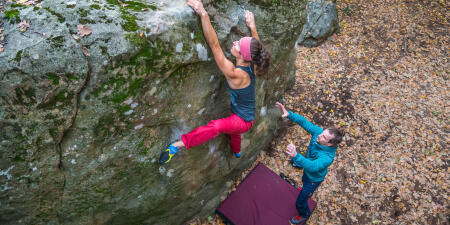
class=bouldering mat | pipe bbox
[216,163,317,225]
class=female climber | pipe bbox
[159,0,271,164]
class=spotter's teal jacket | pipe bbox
[288,111,337,182]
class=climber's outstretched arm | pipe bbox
[187,0,241,80]
[245,11,260,41]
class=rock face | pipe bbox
[0,0,307,224]
[297,0,339,47]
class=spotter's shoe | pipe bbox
[234,152,241,158]
[159,143,178,164]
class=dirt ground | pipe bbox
[192,0,448,224]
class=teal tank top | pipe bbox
[225,63,256,122]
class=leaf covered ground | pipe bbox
[192,0,448,224]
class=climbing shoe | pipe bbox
[234,152,241,158]
[159,143,178,164]
[290,215,307,224]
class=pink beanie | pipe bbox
[239,37,253,61]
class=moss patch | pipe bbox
[37,89,74,109]
[120,13,139,32]
[128,78,143,96]
[79,18,96,24]
[68,74,79,81]
[48,36,65,48]
[12,146,26,162]
[14,86,36,106]
[47,73,60,85]
[192,26,206,43]
[106,0,157,11]
[90,4,101,10]
[14,50,23,63]
[125,33,146,47]
[111,92,129,104]
[11,4,28,9]
[4,9,20,23]
[93,113,116,139]
[104,76,144,103]
[124,38,175,75]
[78,8,90,17]
[100,46,108,56]
[44,8,65,23]
[103,0,157,32]
[118,104,131,114]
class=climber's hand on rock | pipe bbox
[245,11,256,29]
[187,0,207,17]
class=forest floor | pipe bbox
[193,0,448,224]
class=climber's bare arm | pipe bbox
[187,0,243,80]
[245,11,260,41]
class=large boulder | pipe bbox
[0,0,307,224]
[297,0,339,47]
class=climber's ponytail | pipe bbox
[250,38,271,76]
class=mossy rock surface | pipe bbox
[0,0,309,224]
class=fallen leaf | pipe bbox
[77,25,92,37]
[18,20,30,32]
[117,0,129,7]
[71,34,80,41]
[82,47,90,56]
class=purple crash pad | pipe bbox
[217,163,316,225]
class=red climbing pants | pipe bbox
[181,113,254,153]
